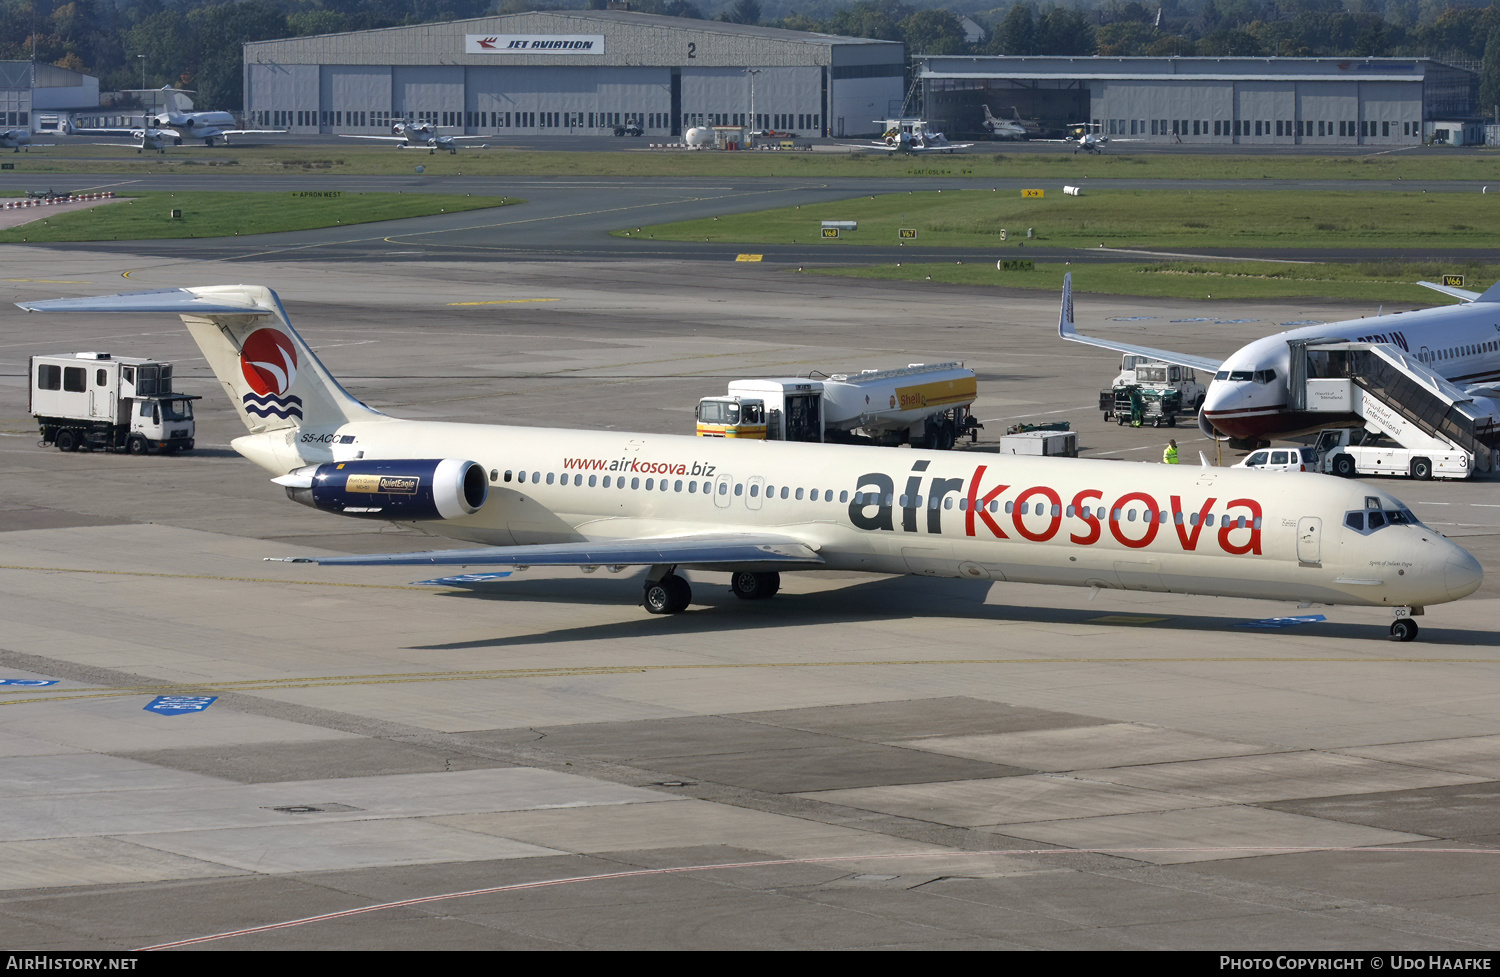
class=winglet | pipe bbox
[1059,272,1075,339]
[1416,280,1480,303]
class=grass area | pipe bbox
[804,259,1500,303]
[635,188,1500,251]
[0,190,513,242]
[1,142,1499,180]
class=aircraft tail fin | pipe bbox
[1475,279,1500,303]
[16,286,385,437]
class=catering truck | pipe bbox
[30,352,199,454]
[695,362,980,449]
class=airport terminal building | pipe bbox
[242,10,905,139]
[919,56,1479,145]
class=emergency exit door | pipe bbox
[1297,516,1321,565]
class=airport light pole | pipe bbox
[744,67,761,131]
[138,55,146,124]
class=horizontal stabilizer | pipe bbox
[272,533,823,570]
[17,286,278,317]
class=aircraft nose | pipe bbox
[1445,548,1484,600]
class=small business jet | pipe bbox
[65,120,181,154]
[16,285,1483,641]
[1059,274,1500,446]
[1,128,31,152]
[852,118,975,154]
[981,105,1036,140]
[340,121,489,155]
[68,87,283,146]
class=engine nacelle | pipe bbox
[1198,409,1230,441]
[289,459,488,520]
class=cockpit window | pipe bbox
[1253,369,1277,384]
[1228,371,1253,382]
[1344,506,1420,534]
[1214,370,1229,381]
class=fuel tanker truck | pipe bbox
[695,362,980,449]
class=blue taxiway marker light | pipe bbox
[1234,614,1327,630]
[145,695,218,716]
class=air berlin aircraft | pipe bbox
[1059,274,1500,447]
[18,286,1483,642]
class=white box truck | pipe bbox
[30,352,199,454]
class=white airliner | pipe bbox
[68,87,283,146]
[16,285,1483,641]
[1059,275,1500,446]
[339,121,489,155]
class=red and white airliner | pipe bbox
[18,285,1484,641]
[1060,275,1500,446]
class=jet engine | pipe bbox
[282,459,487,520]
[1198,410,1230,442]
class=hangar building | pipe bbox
[919,56,1478,145]
[0,61,99,131]
[243,10,905,139]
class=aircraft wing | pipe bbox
[1417,280,1480,303]
[1057,272,1223,373]
[221,129,287,136]
[337,134,410,143]
[270,532,824,574]
[67,126,140,137]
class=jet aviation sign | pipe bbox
[466,34,605,54]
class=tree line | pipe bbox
[1,0,1496,113]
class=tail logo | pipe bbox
[239,328,303,419]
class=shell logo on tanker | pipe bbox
[847,463,1262,555]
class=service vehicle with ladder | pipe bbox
[30,352,199,454]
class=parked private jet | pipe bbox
[339,121,489,154]
[0,127,31,152]
[981,105,1036,140]
[68,87,283,146]
[17,285,1483,641]
[852,118,974,154]
[1059,274,1500,446]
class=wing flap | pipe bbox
[273,533,824,569]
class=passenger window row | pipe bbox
[494,470,1260,529]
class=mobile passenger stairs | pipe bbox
[1288,340,1500,480]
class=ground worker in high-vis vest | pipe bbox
[1163,439,1179,464]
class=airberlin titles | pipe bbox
[848,460,1262,555]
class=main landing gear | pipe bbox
[641,568,782,614]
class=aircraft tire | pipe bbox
[644,574,691,614]
[1332,454,1357,478]
[730,571,780,600]
[1390,619,1418,642]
